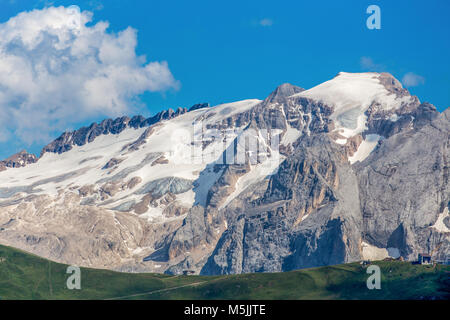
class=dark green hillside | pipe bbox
[0,244,448,300]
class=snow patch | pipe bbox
[361,241,400,260]
[335,138,347,145]
[348,134,381,164]
[431,207,449,233]
[281,124,301,145]
[389,114,399,122]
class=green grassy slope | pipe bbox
[0,244,448,300]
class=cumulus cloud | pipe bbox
[0,6,179,146]
[259,18,273,27]
[402,72,425,87]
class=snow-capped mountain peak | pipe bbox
[293,72,414,112]
[291,72,417,140]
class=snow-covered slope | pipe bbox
[0,99,263,222]
[295,72,410,114]
[292,72,416,142]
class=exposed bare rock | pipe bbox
[102,157,125,170]
[134,193,153,214]
[189,103,209,112]
[355,108,449,262]
[265,83,305,103]
[100,182,122,198]
[0,192,179,272]
[151,156,169,166]
[207,164,250,208]
[78,184,95,197]
[168,206,223,261]
[344,134,363,157]
[379,72,412,98]
[0,150,37,169]
[126,176,142,189]
[163,203,188,218]
[202,133,360,274]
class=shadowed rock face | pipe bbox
[0,73,448,275]
[265,83,305,103]
[0,150,37,171]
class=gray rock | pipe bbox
[265,83,305,103]
[355,106,449,260]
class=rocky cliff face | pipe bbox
[0,72,448,274]
[355,107,449,262]
[202,103,449,274]
[0,150,37,171]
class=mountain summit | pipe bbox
[266,83,305,103]
[0,150,37,172]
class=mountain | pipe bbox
[0,72,448,274]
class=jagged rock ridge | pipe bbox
[0,150,37,172]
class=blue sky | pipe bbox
[0,0,449,158]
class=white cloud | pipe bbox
[359,56,384,71]
[0,6,179,146]
[87,0,104,11]
[402,72,425,87]
[259,18,273,27]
